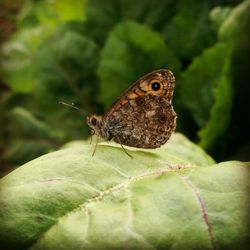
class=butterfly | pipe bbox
[87,69,177,156]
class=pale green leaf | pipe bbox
[0,133,249,250]
[19,0,86,28]
[219,0,250,42]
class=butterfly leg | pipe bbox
[120,143,133,159]
[89,134,92,145]
[115,137,133,159]
[92,136,99,156]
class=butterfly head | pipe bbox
[87,115,103,137]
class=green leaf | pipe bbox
[198,53,233,150]
[209,6,232,32]
[0,26,52,93]
[48,0,86,23]
[0,23,101,166]
[219,0,250,42]
[18,0,86,28]
[217,0,250,159]
[3,107,59,165]
[6,107,58,139]
[35,28,100,109]
[0,133,249,250]
[98,20,180,108]
[85,0,177,44]
[32,27,100,141]
[163,0,216,60]
[180,42,233,152]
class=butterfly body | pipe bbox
[87,69,177,149]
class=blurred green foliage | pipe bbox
[0,0,249,173]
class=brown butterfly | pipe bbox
[87,69,177,156]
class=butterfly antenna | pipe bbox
[59,101,80,110]
[59,101,87,116]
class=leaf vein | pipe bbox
[179,175,216,250]
[31,164,192,248]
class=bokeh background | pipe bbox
[0,0,249,176]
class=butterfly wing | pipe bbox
[102,69,177,148]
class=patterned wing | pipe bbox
[103,69,177,148]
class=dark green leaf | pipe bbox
[7,107,58,139]
[163,1,216,60]
[31,26,100,142]
[198,54,233,150]
[98,20,180,108]
[35,28,100,110]
[180,42,233,152]
[85,0,177,44]
[3,107,59,165]
[218,0,250,160]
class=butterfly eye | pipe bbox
[91,117,97,126]
[151,81,161,91]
